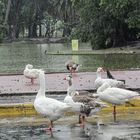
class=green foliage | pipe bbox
[73,0,140,49]
[0,0,139,45]
[126,10,140,29]
[0,0,5,42]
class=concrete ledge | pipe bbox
[0,103,37,117]
[0,98,139,118]
[45,51,139,55]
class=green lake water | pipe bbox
[0,42,140,73]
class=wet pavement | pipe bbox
[0,70,140,95]
[0,116,140,140]
[0,94,65,104]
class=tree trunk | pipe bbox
[7,0,22,39]
[39,22,42,37]
[28,20,32,38]
[32,22,37,37]
[4,0,11,25]
[4,0,11,38]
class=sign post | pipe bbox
[72,39,78,51]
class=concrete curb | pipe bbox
[0,98,139,118]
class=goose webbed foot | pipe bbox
[45,121,53,133]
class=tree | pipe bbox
[51,0,77,37]
[4,0,11,27]
[0,0,5,41]
[72,0,140,49]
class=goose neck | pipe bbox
[67,87,71,96]
[67,84,76,96]
[97,83,110,93]
[68,79,72,86]
[37,71,46,98]
[97,72,101,78]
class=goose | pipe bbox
[64,75,107,128]
[23,64,40,84]
[34,70,71,132]
[65,60,81,76]
[93,82,139,121]
[94,67,125,90]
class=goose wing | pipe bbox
[99,87,139,105]
[105,88,139,100]
[102,79,125,88]
[34,97,71,116]
[24,68,40,78]
[72,95,95,103]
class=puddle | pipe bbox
[0,116,139,140]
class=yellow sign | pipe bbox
[72,39,78,51]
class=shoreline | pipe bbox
[1,38,140,54]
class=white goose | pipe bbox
[34,70,71,132]
[64,75,107,128]
[23,64,40,84]
[93,82,139,121]
[94,67,125,90]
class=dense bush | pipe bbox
[72,0,140,49]
[0,0,139,48]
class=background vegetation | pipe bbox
[0,0,139,49]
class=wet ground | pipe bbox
[0,116,140,140]
[0,94,65,104]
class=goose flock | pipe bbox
[23,64,139,133]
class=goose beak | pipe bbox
[63,77,66,80]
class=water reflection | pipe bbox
[0,118,139,140]
[0,43,140,73]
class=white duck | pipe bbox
[93,82,139,121]
[64,75,107,128]
[23,64,40,84]
[34,70,71,132]
[65,60,81,76]
[94,67,125,90]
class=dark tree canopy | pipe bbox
[0,0,139,48]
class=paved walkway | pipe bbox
[0,70,140,95]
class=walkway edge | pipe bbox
[0,98,139,118]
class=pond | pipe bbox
[0,42,140,73]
